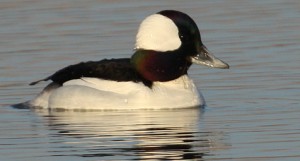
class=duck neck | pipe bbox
[131,49,191,82]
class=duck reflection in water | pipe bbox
[34,108,228,160]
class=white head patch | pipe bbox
[135,14,181,52]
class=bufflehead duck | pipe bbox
[19,10,229,110]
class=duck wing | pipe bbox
[30,58,152,87]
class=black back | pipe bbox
[30,58,152,87]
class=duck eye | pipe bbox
[179,31,191,41]
[179,33,188,41]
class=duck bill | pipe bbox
[190,45,229,69]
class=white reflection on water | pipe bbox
[28,108,228,160]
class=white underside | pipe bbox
[29,75,204,110]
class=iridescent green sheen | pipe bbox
[131,50,190,82]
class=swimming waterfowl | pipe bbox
[19,10,229,110]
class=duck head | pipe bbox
[131,10,229,82]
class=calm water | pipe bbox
[1,0,300,160]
